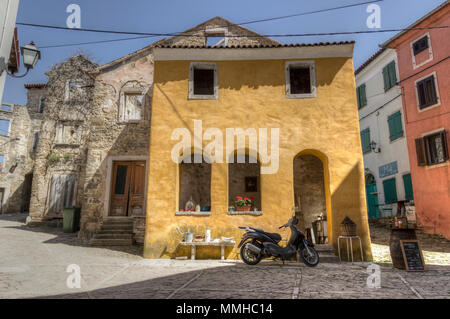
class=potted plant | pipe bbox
[234,196,254,212]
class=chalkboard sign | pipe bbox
[400,240,425,271]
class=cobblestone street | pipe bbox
[1,214,449,299]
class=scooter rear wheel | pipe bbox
[240,242,263,265]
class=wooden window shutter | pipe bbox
[415,137,427,166]
[388,111,403,141]
[402,173,414,201]
[389,61,397,87]
[360,84,367,107]
[441,130,449,161]
[383,178,398,204]
[356,86,361,109]
[382,66,390,91]
[428,75,438,105]
[361,128,371,153]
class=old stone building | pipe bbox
[28,55,98,222]
[25,17,279,246]
[0,98,42,213]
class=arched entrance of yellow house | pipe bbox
[293,153,328,244]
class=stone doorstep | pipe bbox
[93,233,133,239]
[90,238,133,246]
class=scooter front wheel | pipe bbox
[299,247,319,267]
[240,242,263,265]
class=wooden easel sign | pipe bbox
[400,240,426,272]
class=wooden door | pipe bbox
[366,183,379,219]
[109,161,146,217]
[128,162,146,216]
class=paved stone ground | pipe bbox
[0,213,449,299]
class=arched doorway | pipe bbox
[365,173,379,219]
[293,154,327,243]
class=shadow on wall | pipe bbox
[331,162,372,262]
[0,177,32,214]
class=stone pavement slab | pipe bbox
[0,213,449,299]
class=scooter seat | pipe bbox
[251,228,282,242]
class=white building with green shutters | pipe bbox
[355,48,414,219]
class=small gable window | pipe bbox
[189,62,218,100]
[286,61,316,98]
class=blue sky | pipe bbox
[3,0,447,105]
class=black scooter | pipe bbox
[237,216,319,267]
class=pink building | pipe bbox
[383,1,450,239]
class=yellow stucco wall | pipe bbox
[144,57,373,261]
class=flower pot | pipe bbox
[235,205,251,212]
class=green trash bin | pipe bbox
[63,206,81,233]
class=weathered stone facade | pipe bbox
[28,55,97,221]
[0,101,42,213]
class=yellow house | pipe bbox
[144,29,372,261]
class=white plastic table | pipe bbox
[179,241,236,260]
[337,235,363,263]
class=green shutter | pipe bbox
[383,178,398,204]
[360,83,367,107]
[357,84,367,109]
[383,61,397,91]
[382,66,390,91]
[361,128,371,153]
[388,111,403,141]
[388,61,397,87]
[402,173,414,201]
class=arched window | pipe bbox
[179,154,211,212]
[228,154,261,212]
[293,154,326,233]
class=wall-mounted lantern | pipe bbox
[0,41,41,78]
[370,141,381,153]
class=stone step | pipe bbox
[314,244,334,252]
[93,233,133,240]
[318,252,340,263]
[90,238,133,246]
[101,224,133,231]
[102,218,133,225]
[96,230,134,235]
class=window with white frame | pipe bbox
[285,61,316,98]
[415,72,440,110]
[0,119,10,136]
[0,155,4,172]
[411,33,433,69]
[119,90,145,122]
[189,62,218,100]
